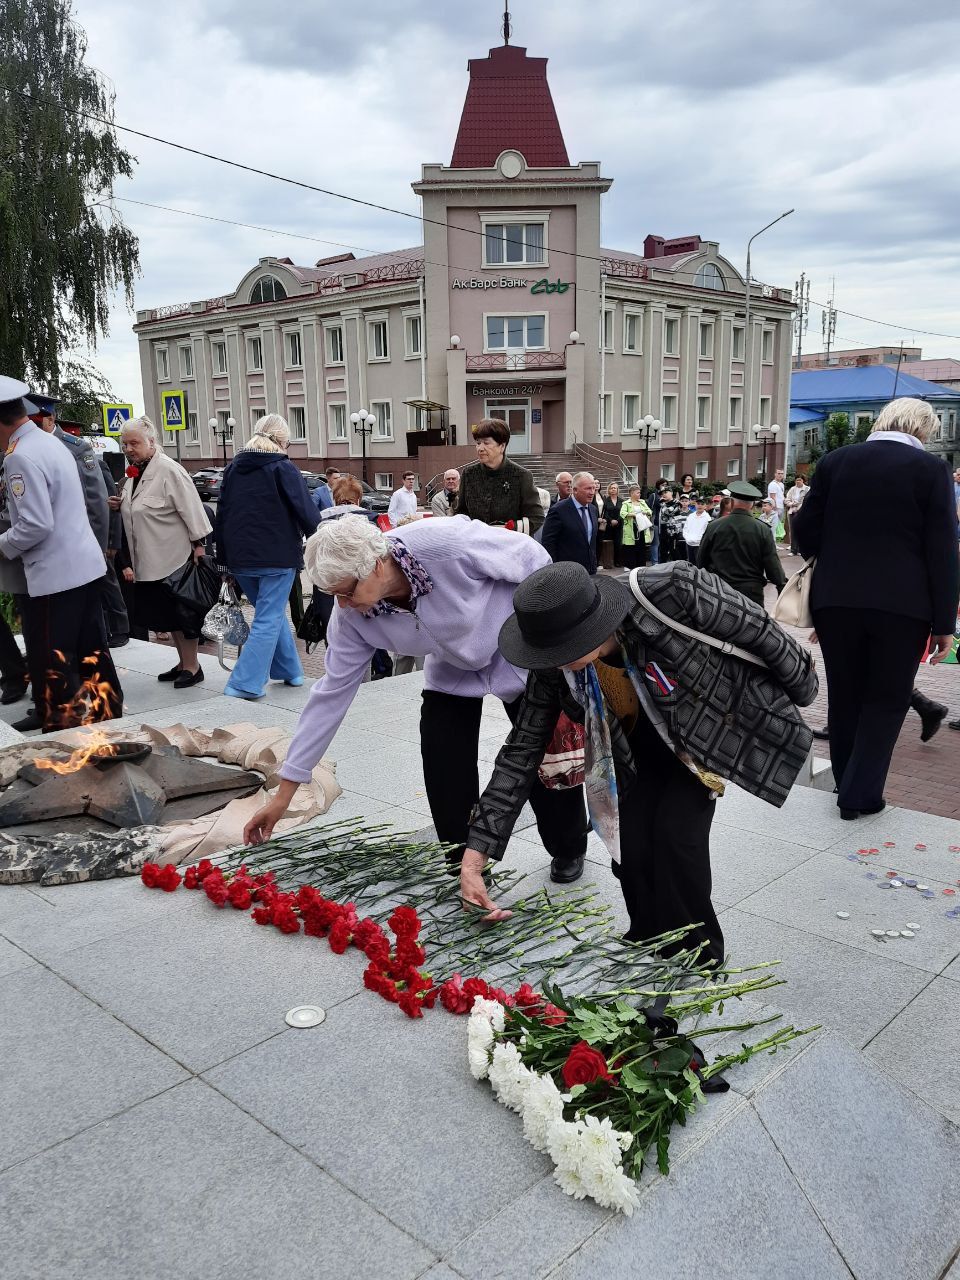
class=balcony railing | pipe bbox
[465,351,566,373]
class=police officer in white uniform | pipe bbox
[0,376,122,732]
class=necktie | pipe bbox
[580,504,590,538]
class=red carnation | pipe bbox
[195,859,215,880]
[156,864,182,892]
[251,906,272,926]
[203,879,229,908]
[561,1041,616,1089]
[125,464,138,478]
[140,862,160,888]
[271,905,301,934]
[328,919,352,954]
[398,991,424,1019]
[387,906,421,939]
[395,937,426,968]
[227,882,252,911]
[462,977,490,1002]
[542,1004,567,1027]
[439,974,472,1014]
[514,983,542,1009]
[183,866,200,890]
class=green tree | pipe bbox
[55,354,116,427]
[822,411,852,452]
[0,0,140,386]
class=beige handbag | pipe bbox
[772,558,816,629]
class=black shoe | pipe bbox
[918,702,948,743]
[173,667,204,689]
[1,684,28,705]
[550,854,585,884]
[11,707,42,731]
[840,801,886,820]
[812,725,830,741]
[108,635,130,649]
[950,719,960,731]
[158,665,183,682]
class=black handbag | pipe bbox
[163,555,221,632]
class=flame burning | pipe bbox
[34,728,119,775]
[33,652,123,772]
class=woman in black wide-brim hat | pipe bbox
[460,560,819,965]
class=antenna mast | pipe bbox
[821,278,837,363]
[793,272,810,368]
[502,2,512,44]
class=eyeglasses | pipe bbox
[333,578,360,601]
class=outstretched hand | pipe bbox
[460,848,512,924]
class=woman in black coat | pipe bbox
[600,481,624,568]
[794,397,959,819]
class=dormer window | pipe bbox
[694,263,725,291]
[249,275,287,304]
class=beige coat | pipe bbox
[120,449,212,582]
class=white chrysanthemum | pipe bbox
[467,1014,495,1080]
[554,1161,590,1200]
[546,1117,587,1172]
[488,1042,534,1113]
[521,1074,566,1152]
[578,1114,630,1164]
[583,1159,641,1216]
[471,996,505,1032]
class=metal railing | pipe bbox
[571,436,631,484]
[465,351,566,372]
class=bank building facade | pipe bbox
[135,38,791,492]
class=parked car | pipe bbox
[193,468,225,501]
[359,480,390,514]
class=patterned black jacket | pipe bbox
[468,561,818,860]
[456,457,545,533]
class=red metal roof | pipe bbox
[451,44,569,169]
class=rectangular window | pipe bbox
[761,329,774,363]
[601,309,615,352]
[698,322,714,359]
[404,314,422,357]
[367,319,389,361]
[246,335,263,371]
[186,411,198,443]
[664,317,679,357]
[660,462,675,481]
[371,400,392,440]
[731,326,745,361]
[623,311,642,354]
[216,410,233,439]
[622,393,641,433]
[285,331,302,368]
[695,460,709,479]
[661,394,678,431]
[326,326,344,365]
[328,403,347,441]
[408,404,427,430]
[250,406,264,431]
[600,393,613,437]
[727,457,741,477]
[623,464,639,485]
[374,472,393,491]
[759,395,771,427]
[729,396,743,431]
[212,340,227,375]
[697,395,711,432]
[289,406,306,440]
[155,347,169,381]
[485,314,547,351]
[179,344,194,378]
[482,221,546,266]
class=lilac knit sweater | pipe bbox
[279,516,549,783]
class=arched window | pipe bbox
[249,275,287,304]
[694,263,725,291]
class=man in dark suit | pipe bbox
[549,471,573,507]
[541,471,599,574]
[793,397,959,820]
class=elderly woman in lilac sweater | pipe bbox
[244,515,589,881]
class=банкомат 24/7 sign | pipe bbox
[451,277,572,293]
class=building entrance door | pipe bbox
[485,398,530,453]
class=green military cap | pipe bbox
[728,480,763,500]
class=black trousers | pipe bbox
[0,611,28,696]
[99,563,130,641]
[21,581,123,732]
[613,712,722,965]
[420,688,589,865]
[813,606,929,813]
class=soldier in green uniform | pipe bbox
[697,480,786,608]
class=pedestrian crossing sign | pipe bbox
[161,389,186,432]
[102,402,134,437]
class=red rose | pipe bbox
[140,863,160,888]
[156,864,182,892]
[561,1041,616,1089]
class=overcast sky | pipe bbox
[71,0,960,410]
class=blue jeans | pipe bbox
[650,526,661,565]
[225,569,302,697]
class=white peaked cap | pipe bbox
[0,376,30,403]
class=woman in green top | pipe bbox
[620,486,653,568]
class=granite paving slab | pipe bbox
[713,782,889,851]
[0,932,37,978]
[551,1106,850,1280]
[753,1033,960,1280]
[821,824,960,891]
[206,992,553,1254]
[0,1078,435,1280]
[44,890,366,1072]
[107,695,303,739]
[719,908,933,1049]
[863,978,960,1125]
[735,850,960,975]
[708,822,819,905]
[0,966,188,1171]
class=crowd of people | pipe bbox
[1,383,956,965]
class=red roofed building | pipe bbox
[135,27,792,491]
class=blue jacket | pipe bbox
[215,451,320,571]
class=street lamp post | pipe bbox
[636,414,662,494]
[740,209,794,481]
[350,409,376,485]
[753,422,780,492]
[208,416,234,466]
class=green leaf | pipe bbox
[620,1063,655,1095]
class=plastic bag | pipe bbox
[162,555,221,633]
[202,581,250,648]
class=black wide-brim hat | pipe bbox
[499,562,633,670]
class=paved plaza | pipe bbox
[1,638,959,1277]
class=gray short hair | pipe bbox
[572,471,596,486]
[121,414,157,442]
[303,515,389,591]
[872,397,937,443]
